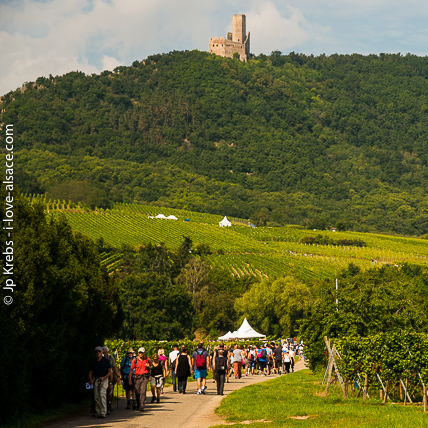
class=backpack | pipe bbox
[195,349,207,369]
[108,355,117,383]
[249,352,255,362]
[260,349,267,359]
[121,356,133,379]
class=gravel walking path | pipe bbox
[42,359,306,428]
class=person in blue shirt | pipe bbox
[257,344,268,376]
[120,348,136,409]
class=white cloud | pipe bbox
[0,0,219,95]
[246,0,331,54]
[247,1,308,54]
[101,54,123,71]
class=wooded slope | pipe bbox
[2,50,428,235]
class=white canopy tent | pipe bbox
[155,214,167,219]
[218,318,265,340]
[166,215,178,220]
[219,216,232,227]
[218,331,233,341]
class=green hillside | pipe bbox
[3,50,428,234]
[46,201,428,282]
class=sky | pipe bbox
[1,0,428,95]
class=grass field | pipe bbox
[41,200,428,281]
[213,370,428,427]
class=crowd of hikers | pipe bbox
[88,340,305,419]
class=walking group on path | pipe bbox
[88,340,305,419]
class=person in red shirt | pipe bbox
[130,347,151,411]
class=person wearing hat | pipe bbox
[120,348,136,409]
[130,347,151,411]
[89,346,112,418]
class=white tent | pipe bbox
[166,215,178,220]
[218,318,265,340]
[155,214,167,219]
[234,318,265,339]
[218,331,233,341]
[219,216,232,227]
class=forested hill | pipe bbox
[2,50,428,235]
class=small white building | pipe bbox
[219,216,232,227]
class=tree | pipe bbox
[120,273,195,340]
[199,292,237,338]
[175,258,212,311]
[0,190,123,424]
[173,236,193,274]
[235,277,312,337]
[300,264,428,370]
[135,242,173,276]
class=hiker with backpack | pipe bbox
[168,344,180,392]
[247,345,256,375]
[130,347,151,412]
[258,344,268,376]
[89,346,112,419]
[102,346,120,414]
[120,348,137,409]
[213,349,228,395]
[191,342,210,395]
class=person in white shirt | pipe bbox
[283,350,292,374]
[168,344,180,392]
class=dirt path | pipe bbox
[42,359,307,428]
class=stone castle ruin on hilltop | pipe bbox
[209,14,250,62]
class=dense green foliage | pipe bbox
[119,240,195,339]
[2,50,428,234]
[300,234,366,247]
[300,264,428,370]
[0,190,123,425]
[334,332,428,392]
[115,238,258,339]
[235,276,312,337]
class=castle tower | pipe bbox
[232,14,246,44]
[209,14,250,62]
